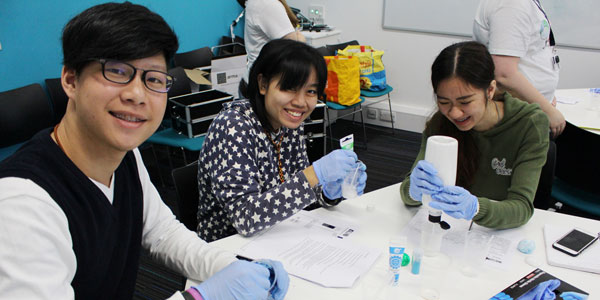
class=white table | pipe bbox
[190,183,600,299]
[555,88,600,134]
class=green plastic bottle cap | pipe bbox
[401,253,410,266]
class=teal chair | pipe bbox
[361,84,395,133]
[147,128,205,161]
[551,178,600,217]
[550,122,600,219]
[145,128,205,187]
[325,97,368,150]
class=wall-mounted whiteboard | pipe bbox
[382,0,600,50]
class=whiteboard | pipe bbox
[382,0,600,50]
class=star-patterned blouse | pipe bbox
[197,100,333,242]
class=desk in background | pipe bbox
[302,29,341,47]
[189,183,600,299]
[555,88,600,134]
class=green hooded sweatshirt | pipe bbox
[400,93,550,229]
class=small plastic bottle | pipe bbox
[411,248,423,275]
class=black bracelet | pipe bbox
[315,185,342,207]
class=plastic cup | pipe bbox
[419,253,451,300]
[420,214,444,257]
[460,231,492,277]
[341,164,360,199]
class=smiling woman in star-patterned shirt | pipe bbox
[197,39,367,242]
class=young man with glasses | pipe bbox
[0,3,288,300]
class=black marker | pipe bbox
[322,223,335,229]
[236,255,253,261]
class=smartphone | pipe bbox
[552,228,599,256]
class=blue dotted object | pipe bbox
[517,239,536,254]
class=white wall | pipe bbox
[290,0,600,132]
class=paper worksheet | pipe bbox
[238,210,381,288]
[556,95,582,104]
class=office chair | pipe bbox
[0,83,53,160]
[325,97,368,150]
[45,78,69,125]
[327,40,396,135]
[146,67,199,186]
[315,46,334,57]
[174,47,213,69]
[167,67,193,99]
[361,84,396,134]
[326,40,359,55]
[171,161,200,231]
[550,122,600,218]
[322,41,367,149]
[215,35,246,57]
[533,140,556,210]
[145,128,205,187]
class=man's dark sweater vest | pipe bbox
[0,129,143,300]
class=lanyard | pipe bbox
[265,129,285,183]
[532,0,555,46]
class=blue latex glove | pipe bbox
[408,160,444,201]
[256,259,290,300]
[323,179,343,199]
[313,149,358,185]
[490,292,514,300]
[323,162,367,199]
[560,291,588,300]
[355,162,367,196]
[429,185,479,220]
[194,260,270,300]
[517,279,561,300]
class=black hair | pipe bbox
[62,2,179,74]
[431,41,495,93]
[427,41,495,188]
[245,39,327,132]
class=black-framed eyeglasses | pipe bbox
[93,59,175,93]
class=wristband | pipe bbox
[181,291,195,300]
[184,287,204,300]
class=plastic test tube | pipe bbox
[411,248,423,275]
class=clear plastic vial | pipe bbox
[411,248,423,275]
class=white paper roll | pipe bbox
[421,135,458,211]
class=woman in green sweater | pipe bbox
[400,41,549,229]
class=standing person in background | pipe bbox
[197,39,366,242]
[237,0,306,94]
[400,41,549,229]
[0,3,288,300]
[473,0,565,138]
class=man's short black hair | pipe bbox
[62,2,179,74]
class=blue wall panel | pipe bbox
[0,0,244,92]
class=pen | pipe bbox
[236,255,253,261]
[322,223,336,229]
